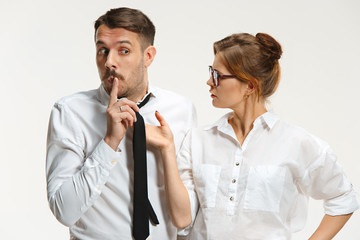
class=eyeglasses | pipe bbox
[209,65,246,87]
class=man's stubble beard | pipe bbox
[102,57,146,101]
[118,59,146,101]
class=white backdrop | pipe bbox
[0,0,359,239]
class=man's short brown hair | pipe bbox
[94,7,156,50]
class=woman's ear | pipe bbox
[143,46,157,68]
[247,79,258,95]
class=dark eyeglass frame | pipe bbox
[209,65,246,87]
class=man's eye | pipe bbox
[98,49,108,56]
[120,49,129,54]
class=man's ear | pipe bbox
[144,46,156,68]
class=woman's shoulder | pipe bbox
[201,112,232,131]
[185,113,235,144]
[274,117,330,151]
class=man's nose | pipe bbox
[105,50,117,70]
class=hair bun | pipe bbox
[256,33,282,60]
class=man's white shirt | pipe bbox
[46,84,197,240]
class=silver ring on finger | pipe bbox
[119,106,123,112]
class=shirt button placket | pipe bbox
[227,151,242,214]
[230,163,239,201]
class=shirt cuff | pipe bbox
[324,189,360,215]
[90,139,122,172]
[177,188,198,236]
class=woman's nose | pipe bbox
[206,77,214,87]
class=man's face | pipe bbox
[95,25,146,101]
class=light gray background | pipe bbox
[0,0,359,239]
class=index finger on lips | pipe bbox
[108,77,119,107]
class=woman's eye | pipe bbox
[120,49,129,54]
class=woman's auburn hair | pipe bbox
[213,33,282,99]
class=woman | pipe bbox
[146,33,359,239]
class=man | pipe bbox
[46,7,196,240]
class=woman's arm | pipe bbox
[309,213,353,240]
[146,111,192,229]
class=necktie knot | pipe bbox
[137,93,151,109]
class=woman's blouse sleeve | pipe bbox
[298,144,359,215]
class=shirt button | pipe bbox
[97,185,102,191]
[230,196,234,201]
[111,160,117,165]
[232,179,236,183]
[235,162,240,166]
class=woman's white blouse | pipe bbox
[177,112,359,240]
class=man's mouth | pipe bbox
[108,75,115,84]
[105,70,123,84]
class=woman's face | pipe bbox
[207,54,249,109]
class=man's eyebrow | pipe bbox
[96,40,133,46]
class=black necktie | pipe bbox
[133,94,159,240]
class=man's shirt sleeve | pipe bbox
[46,102,121,226]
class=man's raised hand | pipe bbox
[104,78,139,151]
